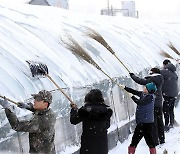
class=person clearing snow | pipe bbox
[123,83,157,154]
[109,100,180,154]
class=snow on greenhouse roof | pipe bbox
[0,3,179,101]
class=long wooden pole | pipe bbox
[46,74,74,104]
[0,95,18,105]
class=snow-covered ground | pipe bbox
[109,102,180,154]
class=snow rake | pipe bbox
[26,61,74,104]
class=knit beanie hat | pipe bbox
[163,59,171,65]
[145,82,157,94]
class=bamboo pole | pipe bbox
[60,34,130,92]
[0,95,18,105]
[46,74,74,104]
[85,27,131,73]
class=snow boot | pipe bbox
[128,146,136,154]
[164,125,169,132]
[149,148,156,154]
[169,124,174,129]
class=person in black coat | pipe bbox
[129,67,165,145]
[161,59,178,131]
[124,82,157,154]
[70,89,113,154]
[175,59,180,106]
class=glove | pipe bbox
[176,59,180,64]
[129,73,134,77]
[70,103,78,110]
[128,93,133,98]
[120,84,125,89]
[17,102,31,109]
[145,76,150,79]
[0,97,11,109]
[124,86,127,91]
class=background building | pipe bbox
[101,0,138,18]
[122,1,136,17]
[29,0,69,9]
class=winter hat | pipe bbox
[149,67,160,74]
[31,90,52,103]
[145,82,157,94]
[163,59,171,65]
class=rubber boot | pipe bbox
[149,148,156,154]
[128,146,136,154]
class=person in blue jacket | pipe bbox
[129,68,165,146]
[124,82,157,154]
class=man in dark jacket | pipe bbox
[70,89,113,154]
[129,67,165,145]
[0,90,56,154]
[124,82,157,154]
[176,59,180,106]
[161,59,178,131]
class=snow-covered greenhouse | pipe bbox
[0,3,179,154]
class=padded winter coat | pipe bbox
[131,73,164,107]
[160,63,178,97]
[70,103,113,154]
[5,108,56,154]
[125,87,155,124]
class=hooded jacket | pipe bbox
[70,103,113,154]
[131,73,164,107]
[160,63,178,97]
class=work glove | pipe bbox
[123,87,134,97]
[124,86,128,91]
[129,73,134,77]
[17,102,31,109]
[120,84,125,89]
[0,97,11,109]
[128,93,133,98]
[70,103,78,110]
[145,76,150,79]
[176,58,180,64]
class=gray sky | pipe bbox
[69,0,180,19]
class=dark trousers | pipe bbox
[152,107,165,145]
[130,123,155,148]
[163,96,176,126]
